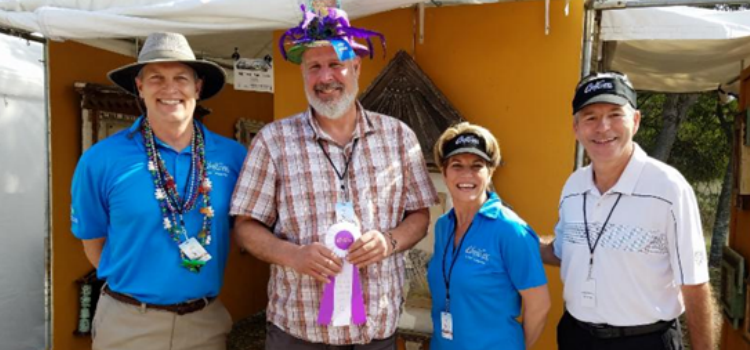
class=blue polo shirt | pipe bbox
[71,117,247,305]
[426,192,547,350]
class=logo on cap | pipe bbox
[584,80,614,94]
[455,135,480,146]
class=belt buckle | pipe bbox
[589,323,621,339]
[176,304,190,316]
[175,297,210,315]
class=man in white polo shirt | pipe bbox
[540,72,714,350]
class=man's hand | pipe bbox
[347,230,392,268]
[289,243,343,283]
[539,235,561,266]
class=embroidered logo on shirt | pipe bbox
[70,206,78,224]
[206,162,230,177]
[465,246,490,265]
[694,251,706,266]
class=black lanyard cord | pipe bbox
[317,138,359,193]
[583,192,623,267]
[442,219,475,311]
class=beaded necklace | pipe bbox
[141,118,213,273]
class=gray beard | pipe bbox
[306,85,359,120]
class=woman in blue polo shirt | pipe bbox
[427,123,551,349]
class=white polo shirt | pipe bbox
[553,144,709,326]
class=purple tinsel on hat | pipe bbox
[279,5,386,62]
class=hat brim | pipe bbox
[443,148,492,163]
[107,59,226,101]
[574,94,630,114]
[285,40,370,65]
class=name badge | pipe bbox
[441,311,454,340]
[179,237,212,262]
[335,202,356,224]
[581,279,596,308]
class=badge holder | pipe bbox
[178,228,211,272]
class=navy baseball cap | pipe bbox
[441,132,492,162]
[573,72,637,114]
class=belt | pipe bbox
[102,285,215,316]
[569,312,675,339]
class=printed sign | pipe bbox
[234,58,273,93]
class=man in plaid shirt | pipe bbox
[230,6,439,350]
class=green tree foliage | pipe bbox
[635,92,737,235]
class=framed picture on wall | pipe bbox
[75,82,141,152]
[234,118,266,148]
[76,82,214,152]
[721,246,746,329]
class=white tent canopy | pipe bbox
[0,0,433,68]
[0,0,429,38]
[601,6,750,93]
[0,0,503,71]
[0,1,747,91]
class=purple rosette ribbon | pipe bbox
[318,222,367,326]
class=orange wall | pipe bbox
[721,66,750,350]
[48,40,273,350]
[272,2,583,349]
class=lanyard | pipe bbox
[582,192,623,279]
[442,218,475,312]
[317,138,359,200]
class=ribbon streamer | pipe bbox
[318,222,367,326]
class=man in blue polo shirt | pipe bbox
[70,32,246,349]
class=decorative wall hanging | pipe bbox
[721,246,746,329]
[73,270,104,336]
[734,110,750,209]
[359,50,465,170]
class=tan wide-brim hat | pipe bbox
[107,32,226,101]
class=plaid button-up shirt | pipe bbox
[230,106,439,344]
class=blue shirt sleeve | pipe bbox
[499,220,548,291]
[70,151,109,240]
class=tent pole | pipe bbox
[575,0,597,170]
[0,26,45,44]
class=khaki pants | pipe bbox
[92,293,233,350]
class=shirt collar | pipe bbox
[448,192,503,222]
[127,116,216,152]
[579,143,647,196]
[306,101,376,143]
[477,191,503,219]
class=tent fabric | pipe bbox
[0,0,435,78]
[605,37,750,93]
[0,0,425,39]
[601,6,750,41]
[601,6,750,93]
[0,33,46,350]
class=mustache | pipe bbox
[314,82,345,93]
